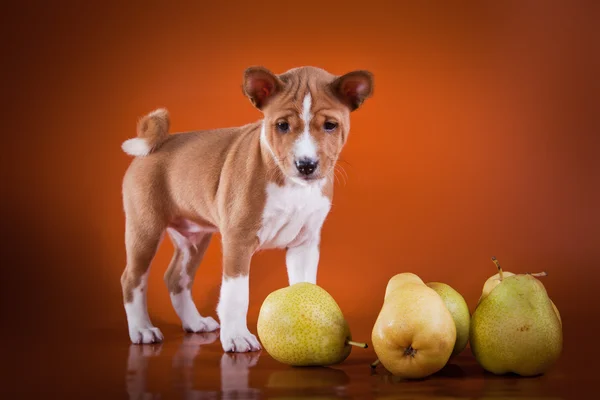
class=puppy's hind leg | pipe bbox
[121,216,166,344]
[164,228,219,333]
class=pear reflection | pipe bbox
[479,371,564,399]
[267,367,350,389]
[220,352,262,399]
[265,367,350,398]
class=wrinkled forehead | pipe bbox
[266,67,344,115]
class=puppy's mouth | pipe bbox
[298,175,320,181]
[289,175,324,186]
[277,157,326,184]
[285,167,326,185]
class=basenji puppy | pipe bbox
[120,66,373,352]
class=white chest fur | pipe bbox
[257,180,331,250]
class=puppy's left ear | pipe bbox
[330,70,374,111]
[242,66,284,110]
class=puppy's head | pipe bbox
[243,66,373,184]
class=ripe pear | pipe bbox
[426,282,471,357]
[372,273,456,379]
[470,258,562,376]
[551,302,562,326]
[478,271,515,305]
[257,282,366,366]
[384,272,424,299]
[478,257,562,324]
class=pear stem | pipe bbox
[370,359,381,369]
[347,340,368,348]
[527,271,548,277]
[491,256,504,281]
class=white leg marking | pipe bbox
[125,272,164,344]
[168,228,219,333]
[217,275,261,352]
[171,289,219,333]
[294,93,318,159]
[286,241,320,285]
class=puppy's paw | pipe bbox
[183,316,220,333]
[220,329,261,353]
[129,326,164,344]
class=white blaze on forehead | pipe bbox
[301,91,312,124]
[294,92,318,159]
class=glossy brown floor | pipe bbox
[5,323,593,400]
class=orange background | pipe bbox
[3,0,599,359]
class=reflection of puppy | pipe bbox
[172,332,219,369]
[172,333,220,399]
[119,66,374,352]
[220,353,261,400]
[126,333,221,400]
[125,344,162,400]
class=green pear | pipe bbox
[372,273,456,379]
[257,282,365,366]
[478,257,562,323]
[478,270,516,305]
[551,301,562,326]
[426,282,471,357]
[470,258,562,376]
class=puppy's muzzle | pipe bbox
[295,158,319,176]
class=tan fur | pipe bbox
[120,121,272,302]
[164,231,212,294]
[138,108,170,152]
[120,66,373,341]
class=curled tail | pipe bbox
[121,108,170,156]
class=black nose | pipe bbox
[295,158,319,176]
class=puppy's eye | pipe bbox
[324,121,338,132]
[276,121,290,133]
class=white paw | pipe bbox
[183,316,220,333]
[220,329,261,353]
[129,326,164,344]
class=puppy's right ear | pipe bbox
[242,67,283,110]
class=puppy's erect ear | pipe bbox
[242,66,283,110]
[330,70,374,111]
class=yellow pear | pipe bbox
[426,282,471,357]
[384,272,424,299]
[257,282,366,366]
[372,273,456,379]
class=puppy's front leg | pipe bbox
[217,238,261,353]
[286,239,320,285]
